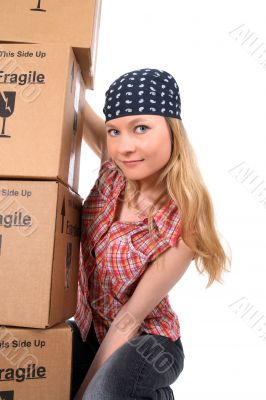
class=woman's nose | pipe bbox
[117,134,137,152]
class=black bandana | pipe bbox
[103,68,182,122]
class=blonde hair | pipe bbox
[117,117,232,288]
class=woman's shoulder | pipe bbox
[91,157,125,202]
[153,199,182,247]
[97,157,115,179]
[127,200,182,264]
[81,158,124,240]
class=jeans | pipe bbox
[66,319,185,400]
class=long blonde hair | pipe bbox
[121,117,232,288]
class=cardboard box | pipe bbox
[0,179,83,329]
[0,0,102,89]
[0,322,73,400]
[0,43,85,194]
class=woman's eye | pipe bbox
[136,125,148,133]
[108,129,119,136]
[107,125,149,136]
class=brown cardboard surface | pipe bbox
[0,322,73,400]
[0,180,83,328]
[0,0,102,89]
[0,43,85,194]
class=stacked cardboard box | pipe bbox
[0,2,102,399]
[0,323,72,399]
[0,0,102,89]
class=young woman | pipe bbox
[67,68,231,400]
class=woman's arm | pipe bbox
[82,101,108,160]
[73,308,141,400]
[74,239,194,399]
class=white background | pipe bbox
[79,0,266,398]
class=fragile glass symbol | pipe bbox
[30,0,46,12]
[0,91,16,139]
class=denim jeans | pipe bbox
[66,319,185,400]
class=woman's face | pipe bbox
[105,114,172,191]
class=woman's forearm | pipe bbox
[74,310,142,399]
[82,101,106,157]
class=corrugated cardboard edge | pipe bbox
[90,0,102,90]
[45,181,60,328]
[57,45,73,189]
[65,319,76,399]
[47,179,83,328]
[62,321,74,400]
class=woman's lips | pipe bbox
[122,159,144,165]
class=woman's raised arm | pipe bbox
[82,101,108,161]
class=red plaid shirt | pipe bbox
[74,158,182,344]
